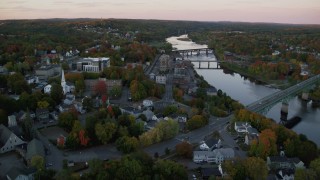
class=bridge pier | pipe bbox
[280,102,289,124]
[206,49,208,56]
[199,62,201,69]
[301,92,309,101]
[208,62,210,68]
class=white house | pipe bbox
[275,169,294,180]
[200,138,222,151]
[25,75,39,85]
[193,148,235,164]
[234,122,252,133]
[143,100,153,108]
[0,124,26,154]
[43,84,52,94]
[156,75,166,84]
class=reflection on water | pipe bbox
[167,35,320,146]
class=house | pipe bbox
[6,166,36,180]
[193,148,234,164]
[25,75,39,85]
[26,138,45,165]
[74,102,86,114]
[267,156,295,170]
[120,106,142,118]
[0,124,26,154]
[58,103,74,113]
[206,87,217,96]
[156,75,166,84]
[63,94,75,105]
[289,158,305,169]
[44,84,52,94]
[35,65,61,80]
[244,127,259,145]
[142,100,153,108]
[200,138,222,151]
[149,73,155,80]
[275,169,295,180]
[36,108,49,122]
[142,109,154,121]
[201,167,222,180]
[234,122,252,133]
[8,115,17,127]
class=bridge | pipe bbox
[246,74,320,114]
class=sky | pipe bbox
[0,0,319,24]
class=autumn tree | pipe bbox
[249,129,277,159]
[94,80,107,96]
[244,157,268,180]
[175,141,193,158]
[31,155,45,171]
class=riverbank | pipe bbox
[220,62,291,90]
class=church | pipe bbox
[44,69,75,95]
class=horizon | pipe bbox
[0,0,319,25]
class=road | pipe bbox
[144,115,246,158]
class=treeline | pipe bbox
[234,109,318,166]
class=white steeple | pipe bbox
[61,69,67,95]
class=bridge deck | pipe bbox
[245,74,320,114]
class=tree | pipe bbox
[153,159,188,180]
[31,155,45,171]
[94,80,107,96]
[310,158,320,178]
[109,85,122,99]
[244,157,268,180]
[37,100,49,109]
[95,122,117,144]
[115,156,143,179]
[175,141,193,158]
[50,83,63,104]
[294,168,317,180]
[116,136,139,154]
[187,115,207,130]
[58,111,78,132]
[7,73,30,94]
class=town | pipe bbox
[0,19,320,180]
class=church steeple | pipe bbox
[61,69,67,95]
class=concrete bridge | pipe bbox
[246,74,320,114]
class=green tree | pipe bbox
[310,158,320,178]
[153,159,188,180]
[58,111,78,132]
[116,136,139,154]
[109,85,122,99]
[95,122,117,144]
[50,83,64,104]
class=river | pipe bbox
[166,35,320,146]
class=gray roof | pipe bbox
[213,148,235,158]
[269,156,290,163]
[7,166,36,179]
[26,138,45,160]
[0,124,13,147]
[205,138,220,148]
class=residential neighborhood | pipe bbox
[1,19,320,180]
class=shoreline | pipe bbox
[219,62,291,90]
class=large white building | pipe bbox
[77,57,110,72]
